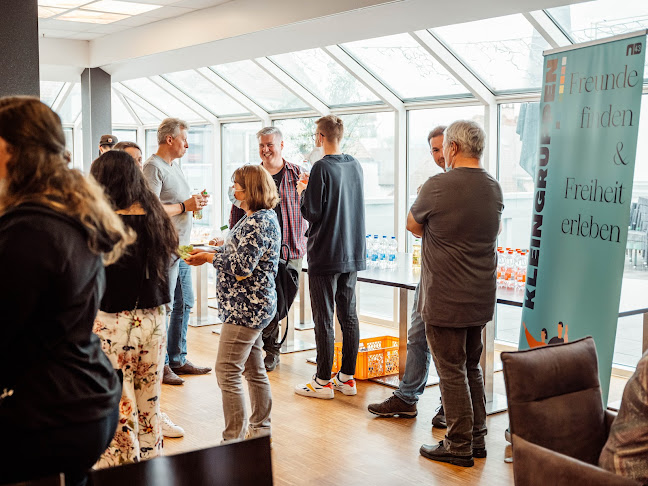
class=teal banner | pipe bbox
[519,32,646,403]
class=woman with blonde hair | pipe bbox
[0,97,133,486]
[186,165,280,442]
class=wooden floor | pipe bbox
[161,320,629,486]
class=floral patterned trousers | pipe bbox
[93,306,166,468]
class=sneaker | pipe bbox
[331,373,357,396]
[264,353,280,372]
[160,412,184,438]
[368,395,417,418]
[420,440,474,467]
[163,365,184,385]
[432,404,447,428]
[294,376,334,399]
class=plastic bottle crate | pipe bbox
[331,336,399,379]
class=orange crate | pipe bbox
[331,336,399,379]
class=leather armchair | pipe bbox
[501,336,641,486]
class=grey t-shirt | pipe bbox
[410,167,503,328]
[143,154,192,245]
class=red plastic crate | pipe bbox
[331,336,399,379]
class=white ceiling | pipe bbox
[38,0,232,40]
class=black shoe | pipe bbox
[264,353,280,372]
[367,395,418,418]
[420,441,474,467]
[473,447,487,458]
[432,404,447,428]
[505,428,511,443]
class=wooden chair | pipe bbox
[89,436,272,486]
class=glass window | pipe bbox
[122,78,206,123]
[112,129,137,144]
[111,93,137,126]
[63,127,74,166]
[341,34,469,101]
[432,14,551,92]
[339,112,395,321]
[163,70,250,117]
[269,49,381,107]
[272,117,318,167]
[408,105,485,214]
[40,81,65,107]
[221,121,263,222]
[145,129,158,161]
[547,0,648,79]
[122,94,164,126]
[178,125,216,229]
[211,61,309,113]
[57,83,81,125]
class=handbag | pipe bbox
[275,244,299,346]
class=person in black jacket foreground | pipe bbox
[294,115,366,399]
[0,97,134,486]
[90,150,179,467]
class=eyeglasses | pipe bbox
[311,133,323,141]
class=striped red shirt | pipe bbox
[229,160,308,259]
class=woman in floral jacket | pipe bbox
[91,150,178,466]
[187,165,280,442]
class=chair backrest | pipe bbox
[6,474,64,486]
[502,336,607,465]
[89,436,272,486]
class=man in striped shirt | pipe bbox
[229,127,307,371]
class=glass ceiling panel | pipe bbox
[270,49,381,107]
[122,78,205,123]
[111,91,136,125]
[57,83,81,125]
[432,14,551,92]
[211,60,309,112]
[40,81,65,107]
[547,0,648,79]
[341,33,469,100]
[121,94,164,125]
[162,70,250,117]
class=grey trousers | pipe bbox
[215,323,272,442]
[426,324,487,455]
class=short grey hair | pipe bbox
[443,120,485,159]
[427,125,447,144]
[157,117,188,145]
[256,126,283,142]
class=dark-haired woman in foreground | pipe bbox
[0,97,132,486]
[91,150,178,466]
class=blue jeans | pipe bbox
[166,260,194,367]
[394,283,432,405]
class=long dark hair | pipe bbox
[0,96,133,264]
[90,150,178,282]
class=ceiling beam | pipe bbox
[524,10,572,49]
[322,45,403,111]
[253,57,330,116]
[196,67,270,125]
[113,82,170,120]
[410,30,495,105]
[150,75,217,123]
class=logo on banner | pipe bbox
[627,43,642,56]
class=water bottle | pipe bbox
[412,238,421,268]
[379,235,388,269]
[496,249,505,287]
[505,250,515,289]
[370,235,379,267]
[365,234,371,266]
[515,250,527,290]
[388,236,397,269]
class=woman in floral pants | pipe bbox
[91,150,179,466]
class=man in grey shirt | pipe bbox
[408,120,503,467]
[143,118,212,387]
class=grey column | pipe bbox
[0,0,39,98]
[81,68,112,172]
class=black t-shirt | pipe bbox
[101,214,170,313]
[272,167,284,237]
[0,204,121,430]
